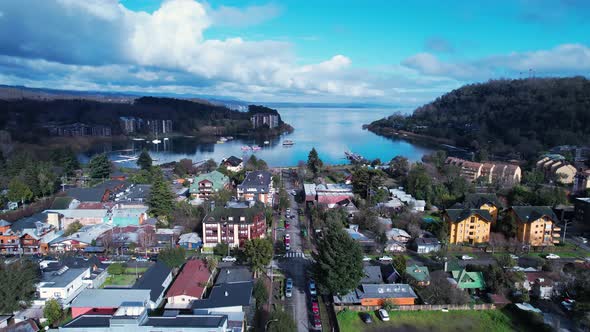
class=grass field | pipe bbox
[336,309,533,332]
[102,267,148,287]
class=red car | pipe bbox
[312,302,319,313]
[313,313,322,330]
[285,221,290,229]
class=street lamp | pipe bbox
[265,319,279,332]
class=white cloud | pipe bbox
[0,0,388,101]
[402,44,590,80]
[208,3,281,27]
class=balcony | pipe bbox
[553,240,560,244]
[552,233,561,238]
[553,227,561,232]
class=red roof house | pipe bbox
[165,259,212,308]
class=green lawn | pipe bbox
[103,274,138,286]
[336,309,533,332]
[123,267,148,274]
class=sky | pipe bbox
[0,0,589,106]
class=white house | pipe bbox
[37,266,90,305]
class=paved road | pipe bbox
[277,170,314,332]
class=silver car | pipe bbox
[285,278,293,298]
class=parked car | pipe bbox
[291,190,297,196]
[222,256,237,262]
[561,298,575,311]
[579,236,588,244]
[309,279,317,295]
[546,254,560,260]
[285,243,291,251]
[285,221,290,229]
[313,313,322,330]
[362,256,371,262]
[136,256,148,262]
[461,255,474,260]
[359,312,373,324]
[285,278,293,298]
[510,254,519,260]
[286,208,291,214]
[312,302,319,313]
[285,234,291,241]
[377,309,390,321]
[379,256,393,262]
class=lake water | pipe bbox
[80,107,435,167]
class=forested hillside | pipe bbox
[368,77,590,159]
[0,96,287,143]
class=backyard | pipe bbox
[102,267,148,287]
[336,309,539,332]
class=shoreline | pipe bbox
[365,125,454,146]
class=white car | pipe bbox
[579,237,588,244]
[379,256,393,262]
[546,254,560,260]
[291,190,297,196]
[461,255,474,260]
[362,256,371,262]
[285,234,291,240]
[222,256,237,262]
[286,208,291,214]
[510,254,519,260]
[377,309,390,321]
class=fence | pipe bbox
[335,303,496,312]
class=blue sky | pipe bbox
[0,0,588,105]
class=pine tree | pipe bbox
[89,153,111,179]
[307,147,323,177]
[148,171,175,218]
[136,149,153,170]
[313,219,364,295]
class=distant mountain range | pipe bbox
[0,85,396,111]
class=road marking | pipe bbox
[285,251,305,258]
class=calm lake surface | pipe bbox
[80,107,435,167]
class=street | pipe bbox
[276,170,315,332]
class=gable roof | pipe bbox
[405,265,430,282]
[223,156,243,167]
[0,219,10,227]
[461,193,504,209]
[133,262,172,302]
[445,208,492,223]
[451,269,485,289]
[191,281,253,309]
[166,260,211,299]
[415,237,440,247]
[66,188,106,202]
[361,266,383,284]
[511,206,558,223]
[237,171,272,192]
[203,206,265,225]
[359,283,417,299]
[190,171,230,193]
[11,212,49,232]
[51,196,74,209]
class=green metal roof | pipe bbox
[451,269,485,289]
[190,171,230,194]
[405,265,430,282]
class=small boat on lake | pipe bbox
[241,146,252,151]
[152,139,161,144]
[263,140,270,145]
[252,145,262,151]
[283,140,294,146]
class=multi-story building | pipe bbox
[444,208,493,244]
[0,220,21,254]
[250,113,279,129]
[509,206,561,246]
[119,116,143,134]
[445,157,521,185]
[573,170,590,194]
[451,193,504,222]
[575,197,590,227]
[202,206,266,248]
[237,171,274,206]
[145,119,173,135]
[536,154,577,184]
[46,123,112,137]
[189,171,230,199]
